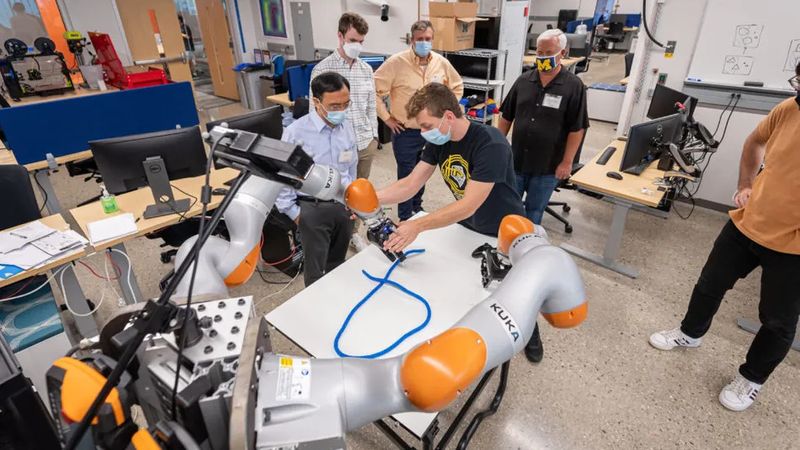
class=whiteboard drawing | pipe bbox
[784,39,800,71]
[733,24,764,49]
[723,55,754,76]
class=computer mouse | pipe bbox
[606,171,623,180]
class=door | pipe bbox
[290,1,315,60]
[195,0,239,100]
[115,0,193,82]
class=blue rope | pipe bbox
[333,249,430,359]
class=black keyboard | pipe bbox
[597,146,616,165]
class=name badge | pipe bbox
[339,150,354,163]
[543,93,562,109]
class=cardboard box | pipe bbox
[430,16,484,52]
[429,1,479,18]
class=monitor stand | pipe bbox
[142,156,191,219]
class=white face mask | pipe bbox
[342,42,362,59]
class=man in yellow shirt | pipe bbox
[374,20,463,221]
[649,62,800,412]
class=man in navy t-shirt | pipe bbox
[376,83,523,243]
[375,83,545,363]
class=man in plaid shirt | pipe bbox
[310,13,378,179]
[310,12,378,251]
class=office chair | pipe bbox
[597,21,625,51]
[545,140,585,233]
[545,163,584,233]
[0,165,40,230]
[266,59,318,97]
[566,33,592,74]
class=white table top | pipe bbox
[265,219,497,438]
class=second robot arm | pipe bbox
[172,158,346,299]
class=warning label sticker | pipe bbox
[276,356,311,401]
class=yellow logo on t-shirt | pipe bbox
[440,154,470,199]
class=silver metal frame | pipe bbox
[561,198,639,278]
[736,318,800,352]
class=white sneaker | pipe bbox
[648,327,702,351]
[719,374,762,411]
[350,234,368,252]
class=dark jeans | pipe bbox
[515,173,559,225]
[391,129,426,221]
[298,200,354,286]
[680,220,800,384]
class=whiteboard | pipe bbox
[686,0,800,92]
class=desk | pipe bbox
[561,138,668,278]
[596,26,639,33]
[266,219,506,445]
[266,92,293,107]
[69,168,239,304]
[0,214,97,338]
[0,149,16,165]
[8,85,118,107]
[594,26,639,52]
[522,55,585,74]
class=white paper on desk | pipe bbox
[0,220,57,253]
[0,243,53,269]
[87,213,137,245]
[0,233,27,254]
[31,230,88,256]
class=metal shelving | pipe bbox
[444,48,508,124]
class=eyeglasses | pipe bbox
[790,75,800,90]
[317,99,350,112]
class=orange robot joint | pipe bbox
[399,327,488,412]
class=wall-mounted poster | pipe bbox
[261,0,287,38]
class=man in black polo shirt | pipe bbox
[374,83,546,363]
[498,29,589,225]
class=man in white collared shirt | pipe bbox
[277,72,357,286]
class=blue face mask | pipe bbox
[536,54,559,72]
[414,41,432,58]
[325,110,347,125]
[421,116,451,145]
[319,103,347,126]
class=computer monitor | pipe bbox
[620,114,683,174]
[557,9,578,32]
[90,126,207,218]
[647,84,698,121]
[206,106,283,140]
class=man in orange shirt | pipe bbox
[374,20,463,221]
[649,62,800,412]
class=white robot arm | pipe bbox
[171,126,347,299]
[169,137,586,448]
[247,214,587,448]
